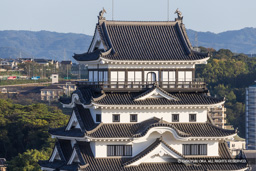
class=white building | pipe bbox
[227,135,246,156]
[39,9,248,171]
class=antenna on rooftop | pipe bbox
[167,0,169,21]
[194,32,199,52]
[64,49,66,61]
[112,0,114,20]
[195,32,198,48]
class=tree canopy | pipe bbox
[0,99,69,170]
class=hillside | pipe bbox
[187,27,256,54]
[0,30,92,61]
[0,28,256,61]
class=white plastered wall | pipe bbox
[92,131,219,158]
[89,107,102,123]
[94,141,133,158]
[101,108,207,123]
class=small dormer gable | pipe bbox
[134,86,179,101]
[49,146,62,162]
[124,137,184,167]
[66,110,82,131]
[88,28,105,53]
[67,144,86,165]
[49,141,67,162]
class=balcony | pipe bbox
[211,114,223,118]
[76,80,207,92]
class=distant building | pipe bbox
[40,81,76,101]
[60,61,72,65]
[0,59,19,69]
[19,58,33,63]
[208,105,227,128]
[246,84,256,150]
[0,158,6,171]
[34,59,49,66]
[227,135,246,156]
[51,74,59,84]
[41,85,63,101]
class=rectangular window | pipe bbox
[162,71,168,81]
[104,71,108,82]
[128,71,134,81]
[107,145,132,156]
[169,71,175,81]
[111,71,118,81]
[162,71,176,82]
[183,144,207,155]
[135,71,142,82]
[118,71,125,82]
[99,71,103,82]
[96,114,101,123]
[189,114,196,122]
[130,114,137,122]
[93,71,98,82]
[89,71,93,82]
[172,114,179,122]
[113,114,120,122]
[185,71,192,81]
[178,71,185,81]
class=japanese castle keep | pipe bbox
[39,9,248,171]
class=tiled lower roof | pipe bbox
[60,87,223,106]
[49,117,236,138]
[39,140,247,171]
[94,92,223,105]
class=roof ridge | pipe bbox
[105,20,179,25]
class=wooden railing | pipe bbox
[76,79,207,92]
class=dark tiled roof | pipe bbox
[50,117,236,138]
[38,160,65,169]
[60,87,222,106]
[73,49,103,61]
[49,127,84,137]
[93,92,223,106]
[41,141,246,171]
[74,21,209,61]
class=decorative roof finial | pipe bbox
[98,8,107,21]
[174,8,183,21]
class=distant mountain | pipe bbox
[186,27,256,54]
[0,30,92,61]
[0,28,256,62]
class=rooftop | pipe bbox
[73,19,209,62]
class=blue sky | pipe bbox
[0,0,255,35]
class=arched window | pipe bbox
[147,72,156,83]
